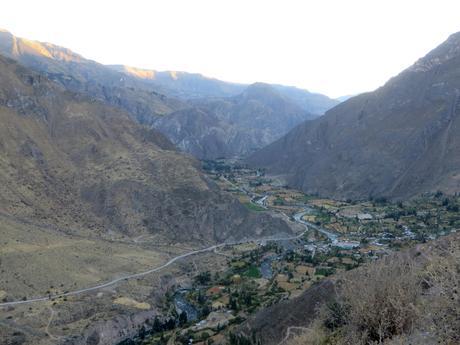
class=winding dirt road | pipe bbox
[0,229,307,308]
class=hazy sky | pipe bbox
[2,0,460,97]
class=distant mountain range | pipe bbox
[0,29,338,158]
[108,64,247,100]
[154,82,317,159]
[248,32,460,199]
[109,64,339,114]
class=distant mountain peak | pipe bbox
[0,29,84,63]
[117,64,157,79]
[241,82,280,99]
[109,64,212,82]
[249,81,271,88]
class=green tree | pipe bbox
[178,311,188,327]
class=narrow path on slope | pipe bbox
[45,307,62,341]
[277,326,310,345]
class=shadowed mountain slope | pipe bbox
[248,32,460,200]
[154,83,317,159]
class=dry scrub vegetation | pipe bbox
[288,236,460,345]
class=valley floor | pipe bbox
[1,160,458,345]
[107,160,459,345]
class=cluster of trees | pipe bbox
[227,284,259,312]
[201,160,234,173]
[442,197,460,212]
[116,315,185,345]
[228,332,261,345]
[194,271,212,285]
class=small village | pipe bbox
[121,159,460,345]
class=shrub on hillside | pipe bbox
[336,254,422,343]
[287,237,460,345]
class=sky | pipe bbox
[1,0,460,98]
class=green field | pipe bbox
[243,202,266,212]
[243,266,262,278]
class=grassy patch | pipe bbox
[294,194,314,203]
[231,261,247,269]
[243,202,265,212]
[242,266,262,278]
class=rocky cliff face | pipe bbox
[60,310,156,345]
[0,54,291,242]
[154,83,317,159]
[248,32,460,200]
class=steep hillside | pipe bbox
[0,54,291,243]
[154,83,316,159]
[248,32,460,200]
[0,29,185,125]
